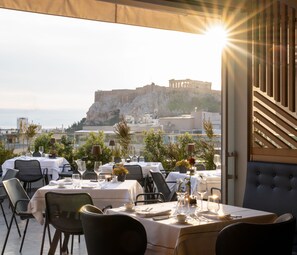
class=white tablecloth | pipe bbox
[28,179,143,224]
[2,156,69,180]
[166,170,221,197]
[107,201,276,255]
[100,162,164,176]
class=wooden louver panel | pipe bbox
[249,0,297,163]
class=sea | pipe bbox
[0,108,86,129]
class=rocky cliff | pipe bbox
[84,83,221,126]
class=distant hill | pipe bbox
[84,83,221,126]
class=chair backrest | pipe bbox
[2,178,30,214]
[215,213,296,255]
[124,165,144,186]
[14,159,43,182]
[149,170,176,202]
[33,151,41,157]
[80,204,147,255]
[83,170,97,180]
[0,168,19,198]
[2,168,19,181]
[243,161,297,252]
[45,192,93,234]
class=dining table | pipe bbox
[1,156,69,181]
[100,162,164,176]
[107,201,276,255]
[27,178,144,224]
[166,170,221,197]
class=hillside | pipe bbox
[84,83,221,126]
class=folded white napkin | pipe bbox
[49,180,59,186]
[136,209,171,218]
[199,211,232,221]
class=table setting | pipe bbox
[107,198,276,255]
[28,177,143,224]
[2,155,69,180]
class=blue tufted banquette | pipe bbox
[243,161,297,253]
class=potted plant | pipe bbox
[175,159,191,173]
[112,164,129,182]
[113,145,122,163]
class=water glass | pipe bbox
[207,195,220,214]
[175,193,189,215]
[72,174,81,189]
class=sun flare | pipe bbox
[205,24,228,50]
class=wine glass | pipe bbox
[38,146,44,157]
[29,144,35,157]
[94,161,101,180]
[78,161,87,180]
[213,154,221,170]
[197,178,207,212]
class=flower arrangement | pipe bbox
[112,164,129,176]
[175,159,191,169]
[187,157,195,166]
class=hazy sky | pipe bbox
[0,8,222,114]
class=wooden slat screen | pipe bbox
[249,0,297,163]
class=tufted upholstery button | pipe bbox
[256,171,260,176]
[289,175,293,179]
[271,184,275,189]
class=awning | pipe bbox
[0,0,228,34]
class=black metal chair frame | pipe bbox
[0,168,20,231]
[1,178,50,255]
[123,164,145,187]
[41,192,93,255]
[149,170,177,202]
[14,159,48,193]
[135,192,165,205]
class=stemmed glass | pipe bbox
[213,154,221,170]
[29,144,35,157]
[78,161,87,180]
[38,146,44,157]
[196,178,207,212]
[94,161,101,180]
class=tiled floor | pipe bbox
[0,188,88,255]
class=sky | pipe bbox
[0,8,223,128]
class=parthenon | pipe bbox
[169,79,212,90]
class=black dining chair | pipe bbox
[0,168,20,232]
[14,159,48,194]
[58,163,77,179]
[80,204,147,255]
[215,213,296,255]
[124,164,145,187]
[134,192,165,205]
[1,178,39,255]
[41,192,93,255]
[150,170,177,202]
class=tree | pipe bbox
[196,120,216,170]
[74,131,111,169]
[114,117,131,157]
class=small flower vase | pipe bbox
[177,166,188,173]
[117,173,126,182]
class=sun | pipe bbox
[205,23,228,50]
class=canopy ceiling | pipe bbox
[0,0,248,34]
